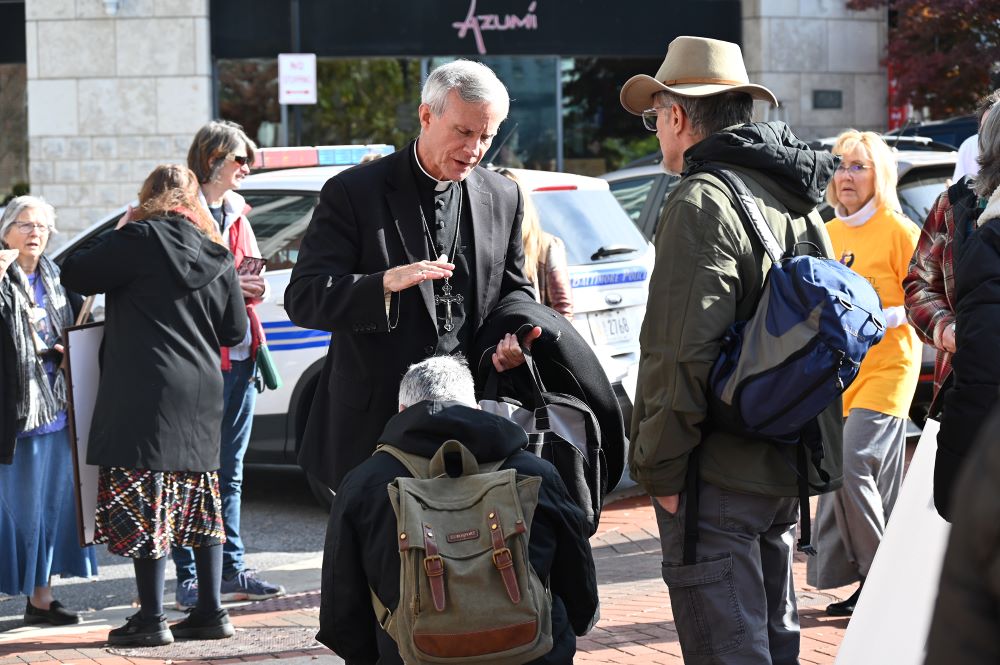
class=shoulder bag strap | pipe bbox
[694,164,787,264]
[374,444,431,479]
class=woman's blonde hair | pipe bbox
[825,129,900,213]
[133,164,222,244]
[498,168,542,283]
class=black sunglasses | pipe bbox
[230,154,251,166]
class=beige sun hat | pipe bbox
[620,36,778,115]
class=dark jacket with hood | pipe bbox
[469,291,627,493]
[318,401,599,665]
[629,121,844,498]
[60,215,247,472]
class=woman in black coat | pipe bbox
[61,165,247,646]
[936,108,1000,521]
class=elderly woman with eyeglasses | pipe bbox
[805,130,922,615]
[169,121,283,611]
[0,196,97,626]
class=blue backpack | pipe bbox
[677,165,886,560]
[699,166,886,440]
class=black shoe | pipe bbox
[826,584,863,616]
[108,612,173,646]
[170,607,234,640]
[24,599,82,626]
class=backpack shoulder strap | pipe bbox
[691,164,786,264]
[375,444,431,479]
[376,442,507,477]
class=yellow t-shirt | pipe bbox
[826,206,921,418]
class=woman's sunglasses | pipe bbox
[230,154,251,166]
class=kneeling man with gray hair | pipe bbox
[316,355,598,665]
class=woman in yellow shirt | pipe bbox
[806,130,921,615]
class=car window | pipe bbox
[897,168,950,226]
[607,176,659,224]
[531,189,649,265]
[242,192,320,270]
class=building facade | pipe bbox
[3,0,888,241]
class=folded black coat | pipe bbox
[469,291,627,493]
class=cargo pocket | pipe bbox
[661,554,745,656]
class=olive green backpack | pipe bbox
[371,439,553,665]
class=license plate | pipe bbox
[588,308,634,345]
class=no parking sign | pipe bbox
[279,53,317,105]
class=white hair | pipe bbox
[398,355,477,408]
[1,195,57,244]
[422,60,510,119]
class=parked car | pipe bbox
[885,115,977,151]
[52,147,653,503]
[601,148,957,430]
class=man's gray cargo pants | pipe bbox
[653,480,801,665]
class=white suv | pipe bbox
[53,147,653,502]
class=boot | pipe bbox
[826,580,864,617]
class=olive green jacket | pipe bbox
[629,122,843,498]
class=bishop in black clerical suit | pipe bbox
[284,62,536,492]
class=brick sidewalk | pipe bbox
[0,495,852,664]
[581,495,852,664]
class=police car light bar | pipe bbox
[253,144,395,171]
[533,185,578,192]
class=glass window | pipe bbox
[897,169,950,227]
[531,189,648,266]
[608,176,659,224]
[242,192,319,270]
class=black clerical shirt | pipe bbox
[409,144,476,354]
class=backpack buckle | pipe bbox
[492,547,513,569]
[423,554,445,577]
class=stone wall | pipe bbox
[25,0,211,246]
[742,0,887,141]
[0,64,29,198]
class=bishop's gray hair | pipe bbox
[398,355,478,408]
[422,60,510,119]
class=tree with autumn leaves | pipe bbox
[849,0,1000,118]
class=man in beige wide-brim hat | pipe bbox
[620,36,778,115]
[622,35,842,665]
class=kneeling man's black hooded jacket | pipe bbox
[317,400,599,665]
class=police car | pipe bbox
[53,145,653,502]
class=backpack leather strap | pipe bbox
[423,522,446,611]
[488,509,521,603]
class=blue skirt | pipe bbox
[0,427,98,596]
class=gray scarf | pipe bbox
[7,254,73,431]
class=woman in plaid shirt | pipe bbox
[903,91,997,415]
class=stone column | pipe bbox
[25,0,211,246]
[742,0,887,140]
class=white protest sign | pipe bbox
[279,53,317,105]
[835,419,950,664]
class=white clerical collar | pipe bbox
[413,140,453,191]
[836,198,878,227]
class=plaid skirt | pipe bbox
[94,466,226,559]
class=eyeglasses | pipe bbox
[835,163,873,175]
[11,222,50,234]
[230,154,251,166]
[641,107,669,132]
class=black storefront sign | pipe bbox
[212,0,741,59]
[0,2,26,65]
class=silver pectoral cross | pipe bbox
[434,279,464,332]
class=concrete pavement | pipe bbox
[0,494,853,664]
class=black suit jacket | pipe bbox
[285,144,533,490]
